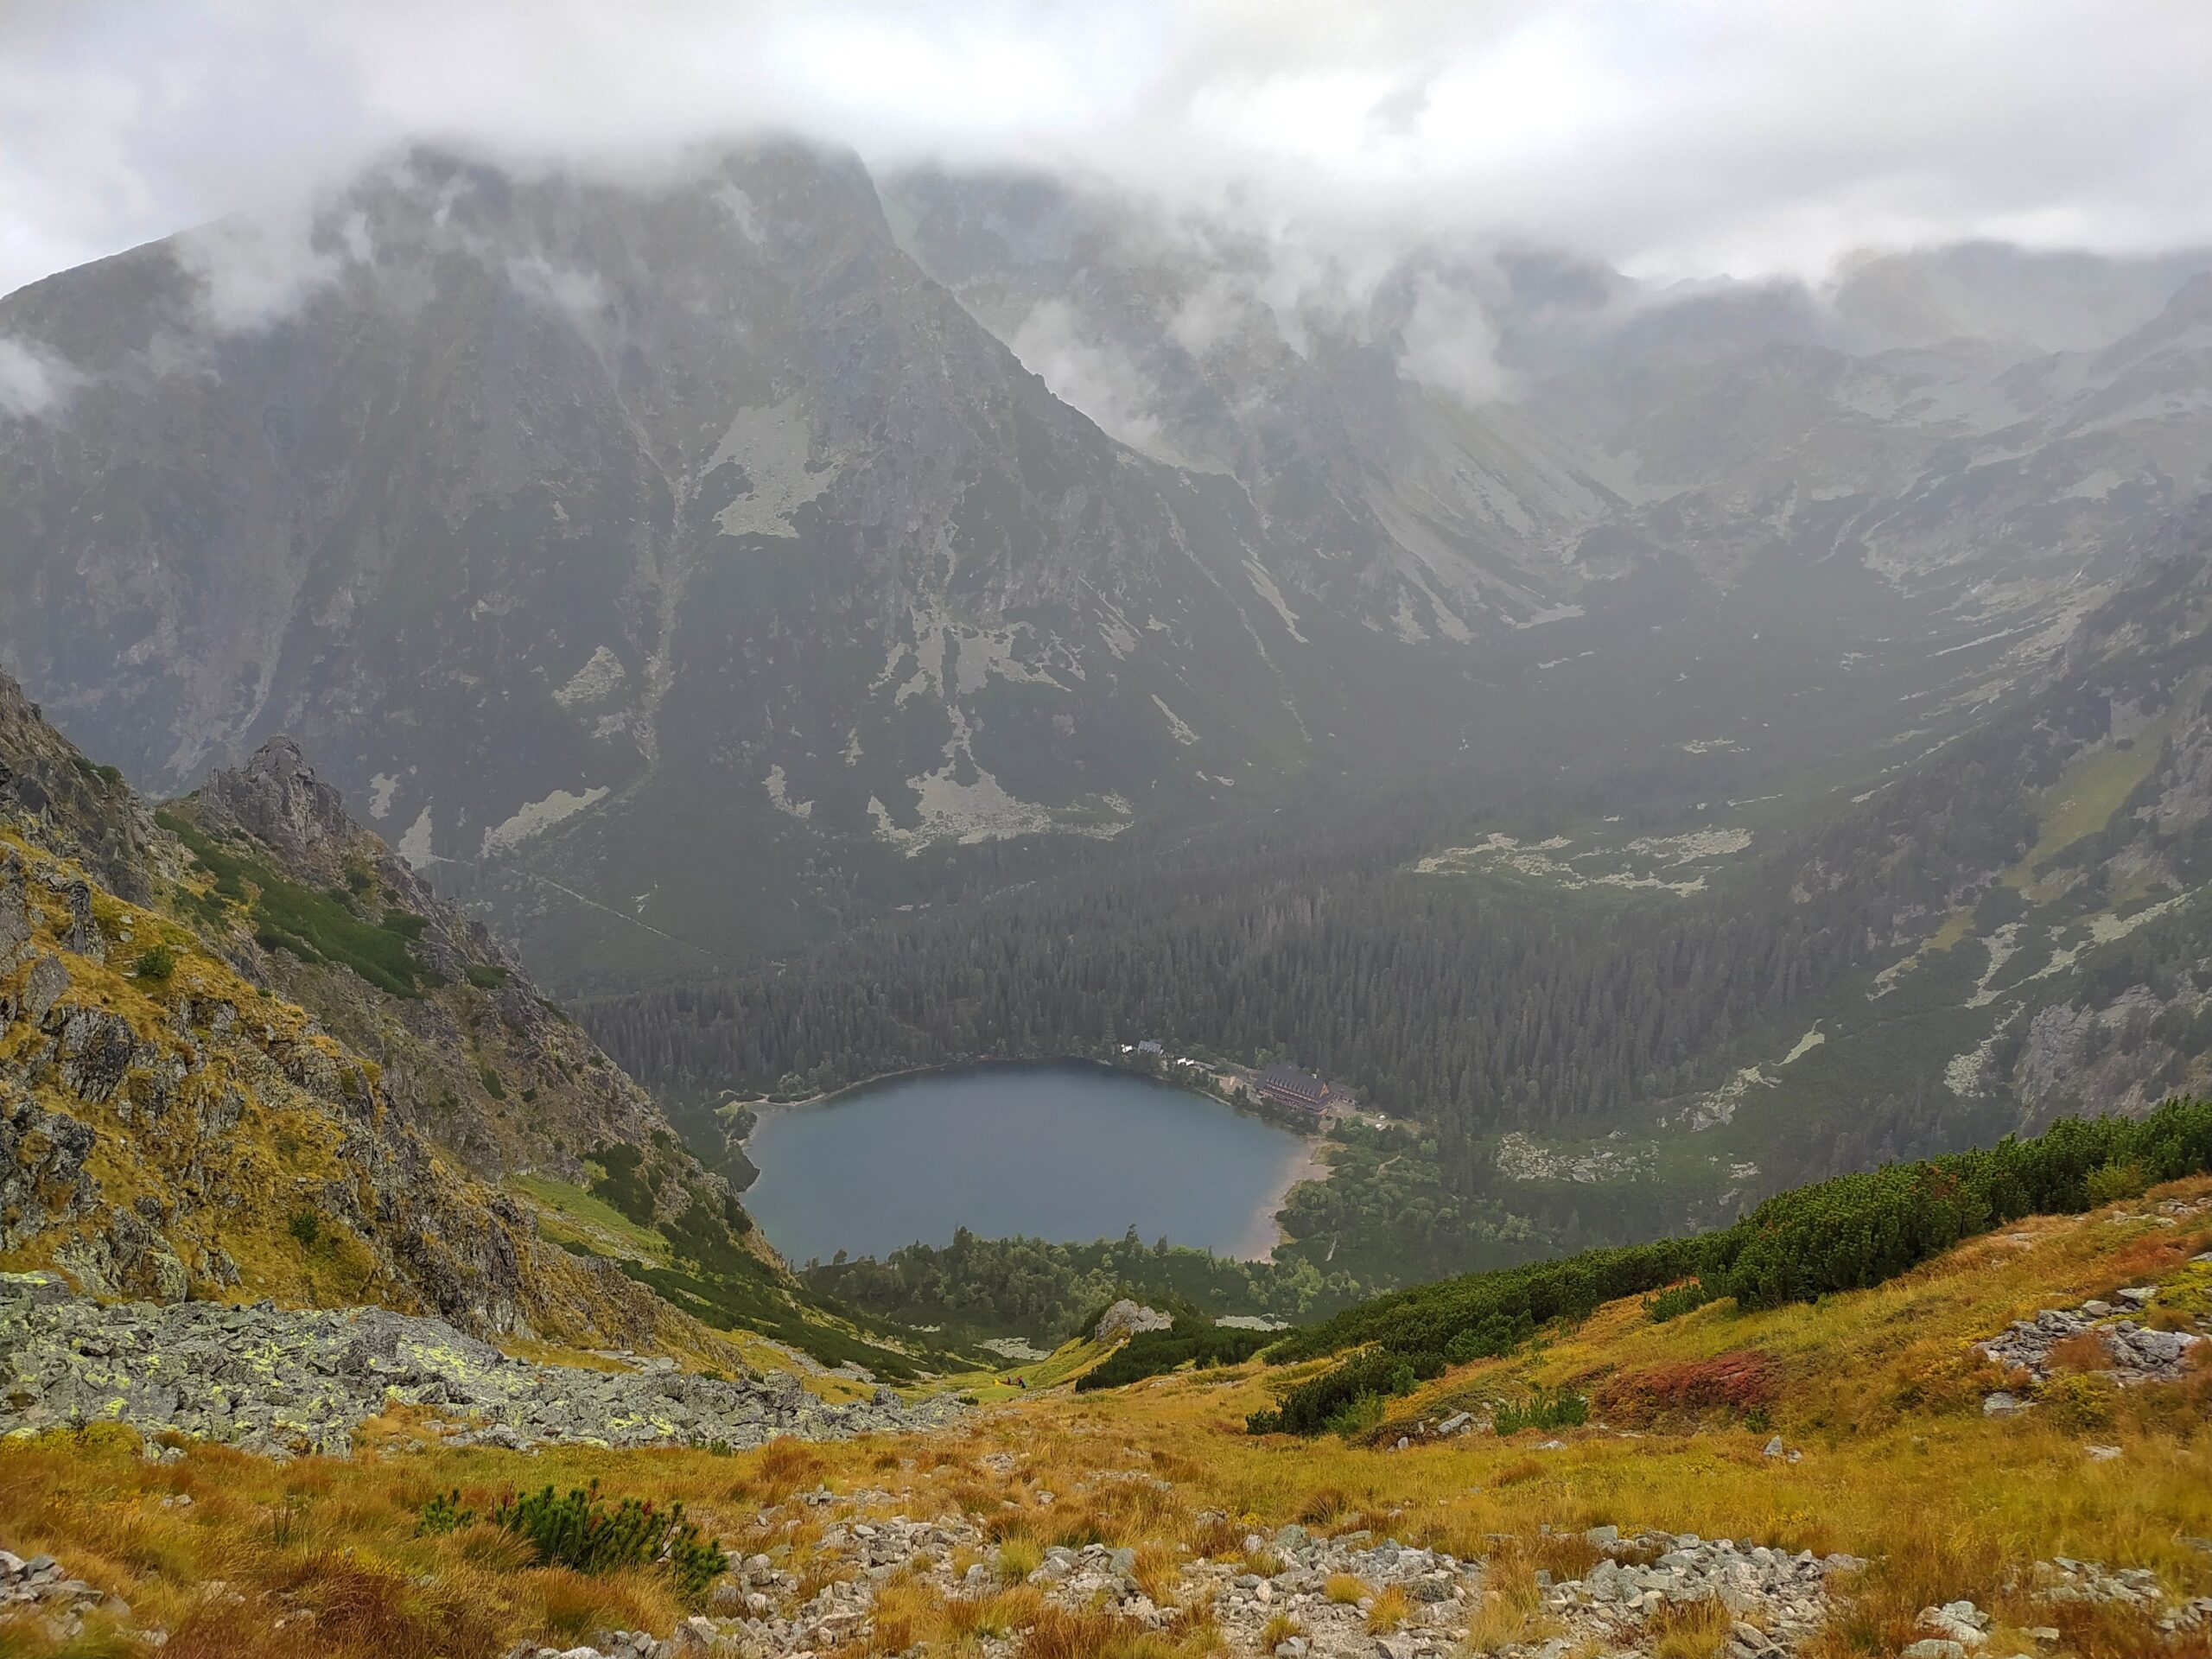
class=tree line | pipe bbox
[582,744,2034,1191]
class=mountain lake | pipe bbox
[739,1061,1318,1264]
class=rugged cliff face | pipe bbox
[0,143,1334,979]
[0,675,159,904]
[3,146,2209,988]
[0,823,673,1344]
[165,735,681,1184]
[0,666,766,1355]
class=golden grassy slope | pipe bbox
[0,829,755,1373]
[3,1180,2207,1659]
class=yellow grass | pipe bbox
[1461,1543,1560,1650]
[1363,1583,1410,1632]
[0,1182,2206,1658]
[1649,1596,1734,1659]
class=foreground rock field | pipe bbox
[1,1182,2209,1659]
[0,1272,959,1457]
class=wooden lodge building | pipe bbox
[1253,1062,1332,1116]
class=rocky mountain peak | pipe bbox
[196,736,353,879]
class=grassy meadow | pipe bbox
[3,1179,2208,1659]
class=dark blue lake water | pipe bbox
[741,1062,1313,1264]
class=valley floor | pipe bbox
[2,1182,2209,1659]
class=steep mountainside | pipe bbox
[0,667,947,1374]
[1,673,682,1343]
[888,169,2212,648]
[1710,496,2212,1145]
[162,736,682,1182]
[3,148,2208,987]
[0,143,1359,975]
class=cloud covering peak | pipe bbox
[1,1,2209,300]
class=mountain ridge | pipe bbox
[8,144,2211,985]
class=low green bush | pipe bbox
[486,1480,725,1602]
[1492,1386,1588,1434]
[415,1488,474,1535]
[1074,1323,1274,1391]
[1704,1097,2212,1307]
[1644,1281,1717,1323]
[1444,1309,1535,1361]
[1262,1100,2212,1434]
[1248,1347,1445,1435]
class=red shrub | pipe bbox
[1597,1351,1780,1421]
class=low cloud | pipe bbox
[2,2,2209,308]
[505,254,612,329]
[172,212,341,333]
[1009,300,1166,454]
[1166,273,1261,358]
[0,335,84,418]
[1396,273,1516,406]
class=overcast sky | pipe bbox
[3,0,2209,299]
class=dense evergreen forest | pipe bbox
[798,1226,1363,1338]
[582,747,2032,1185]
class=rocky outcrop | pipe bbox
[194,735,353,875]
[1980,1287,2203,1389]
[1094,1299,1173,1341]
[0,670,156,902]
[507,1510,1861,1659]
[1535,1530,1863,1659]
[0,1272,960,1458]
[0,818,699,1348]
[0,1548,127,1649]
[173,737,709,1201]
[2035,1557,2212,1633]
[0,1092,93,1249]
[0,668,788,1360]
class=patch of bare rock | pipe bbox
[0,1274,960,1458]
[0,1548,130,1646]
[1978,1277,2206,1416]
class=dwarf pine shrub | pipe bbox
[480,1480,725,1601]
[1262,1100,2212,1434]
[1492,1387,1588,1434]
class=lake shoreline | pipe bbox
[739,1053,1338,1152]
[1257,1134,1335,1260]
[734,1058,1338,1266]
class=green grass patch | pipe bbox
[511,1174,669,1263]
[2011,721,2171,888]
[618,1255,931,1380]
[156,808,440,997]
[587,1142,658,1227]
